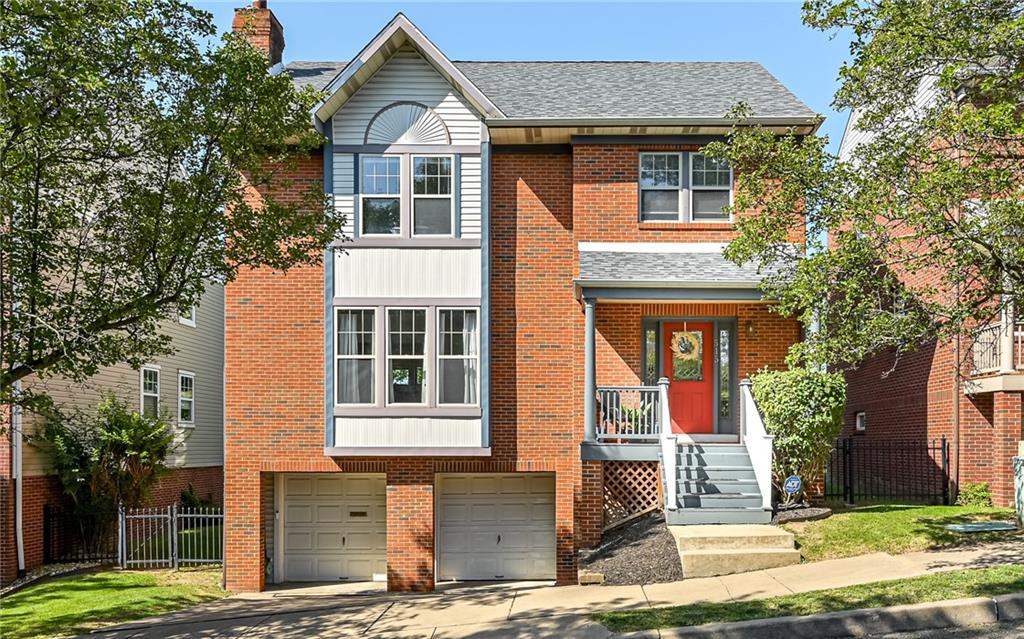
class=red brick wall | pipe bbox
[148,466,223,508]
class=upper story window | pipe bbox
[141,367,160,417]
[178,371,195,426]
[388,308,427,404]
[639,152,733,223]
[361,156,402,235]
[438,308,478,405]
[412,156,453,236]
[336,308,375,405]
[178,306,196,327]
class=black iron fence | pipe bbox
[43,505,119,564]
[825,436,950,505]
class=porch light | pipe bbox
[745,319,756,337]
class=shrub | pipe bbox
[37,395,177,513]
[956,482,992,507]
[180,483,215,509]
[751,368,846,505]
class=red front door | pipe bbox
[663,322,714,434]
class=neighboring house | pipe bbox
[0,285,225,585]
[837,90,1023,508]
[224,2,817,592]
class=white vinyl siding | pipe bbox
[332,248,481,298]
[331,47,482,145]
[333,417,484,448]
[459,155,482,238]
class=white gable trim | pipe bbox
[313,13,503,131]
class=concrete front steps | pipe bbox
[668,524,801,578]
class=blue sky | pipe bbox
[194,1,853,150]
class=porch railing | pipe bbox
[972,321,1024,374]
[739,379,773,512]
[595,386,661,442]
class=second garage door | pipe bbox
[437,473,556,581]
[281,474,386,582]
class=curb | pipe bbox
[617,592,1024,638]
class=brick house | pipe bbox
[836,103,1024,508]
[225,2,817,592]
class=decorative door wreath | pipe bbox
[671,330,703,381]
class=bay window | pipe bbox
[387,308,426,404]
[336,308,375,404]
[438,308,479,405]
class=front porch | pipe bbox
[573,243,801,525]
[970,311,1024,392]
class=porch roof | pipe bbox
[576,242,782,300]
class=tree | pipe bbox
[0,0,343,415]
[706,0,1024,370]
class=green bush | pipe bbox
[37,395,177,513]
[956,482,992,507]
[751,368,846,505]
[180,483,215,509]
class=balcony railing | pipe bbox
[972,321,1024,374]
[595,386,661,442]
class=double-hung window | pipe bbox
[438,308,479,405]
[141,367,160,417]
[690,153,732,221]
[412,156,453,236]
[639,152,682,221]
[387,308,427,404]
[361,156,401,235]
[638,151,733,222]
[336,309,375,404]
[178,371,195,426]
[179,306,196,327]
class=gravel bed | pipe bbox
[773,505,833,524]
[578,513,683,585]
[0,561,101,598]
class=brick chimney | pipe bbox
[232,0,284,67]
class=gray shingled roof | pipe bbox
[578,249,774,287]
[284,60,815,120]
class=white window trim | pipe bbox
[638,152,684,222]
[359,154,403,238]
[688,152,734,223]
[436,307,480,407]
[335,307,377,406]
[411,154,456,238]
[178,306,197,327]
[385,306,429,407]
[140,366,160,416]
[855,411,867,432]
[177,370,195,427]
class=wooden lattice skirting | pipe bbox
[603,461,662,530]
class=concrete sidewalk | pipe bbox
[87,540,1023,639]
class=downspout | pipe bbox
[13,379,25,576]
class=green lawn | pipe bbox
[592,565,1024,633]
[129,524,223,564]
[0,569,225,639]
[783,504,1019,562]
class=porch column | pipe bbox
[1000,297,1016,374]
[584,297,597,442]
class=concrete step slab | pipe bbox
[680,548,802,578]
[669,524,796,551]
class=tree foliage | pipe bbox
[706,0,1024,370]
[0,0,343,415]
[751,368,846,504]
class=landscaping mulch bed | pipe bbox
[773,505,832,525]
[578,513,683,585]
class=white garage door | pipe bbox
[437,473,556,581]
[281,474,386,582]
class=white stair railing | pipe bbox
[658,377,677,511]
[740,379,773,512]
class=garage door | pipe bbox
[281,474,386,582]
[437,473,556,581]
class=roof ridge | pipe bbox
[453,60,762,65]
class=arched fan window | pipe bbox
[364,102,451,145]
